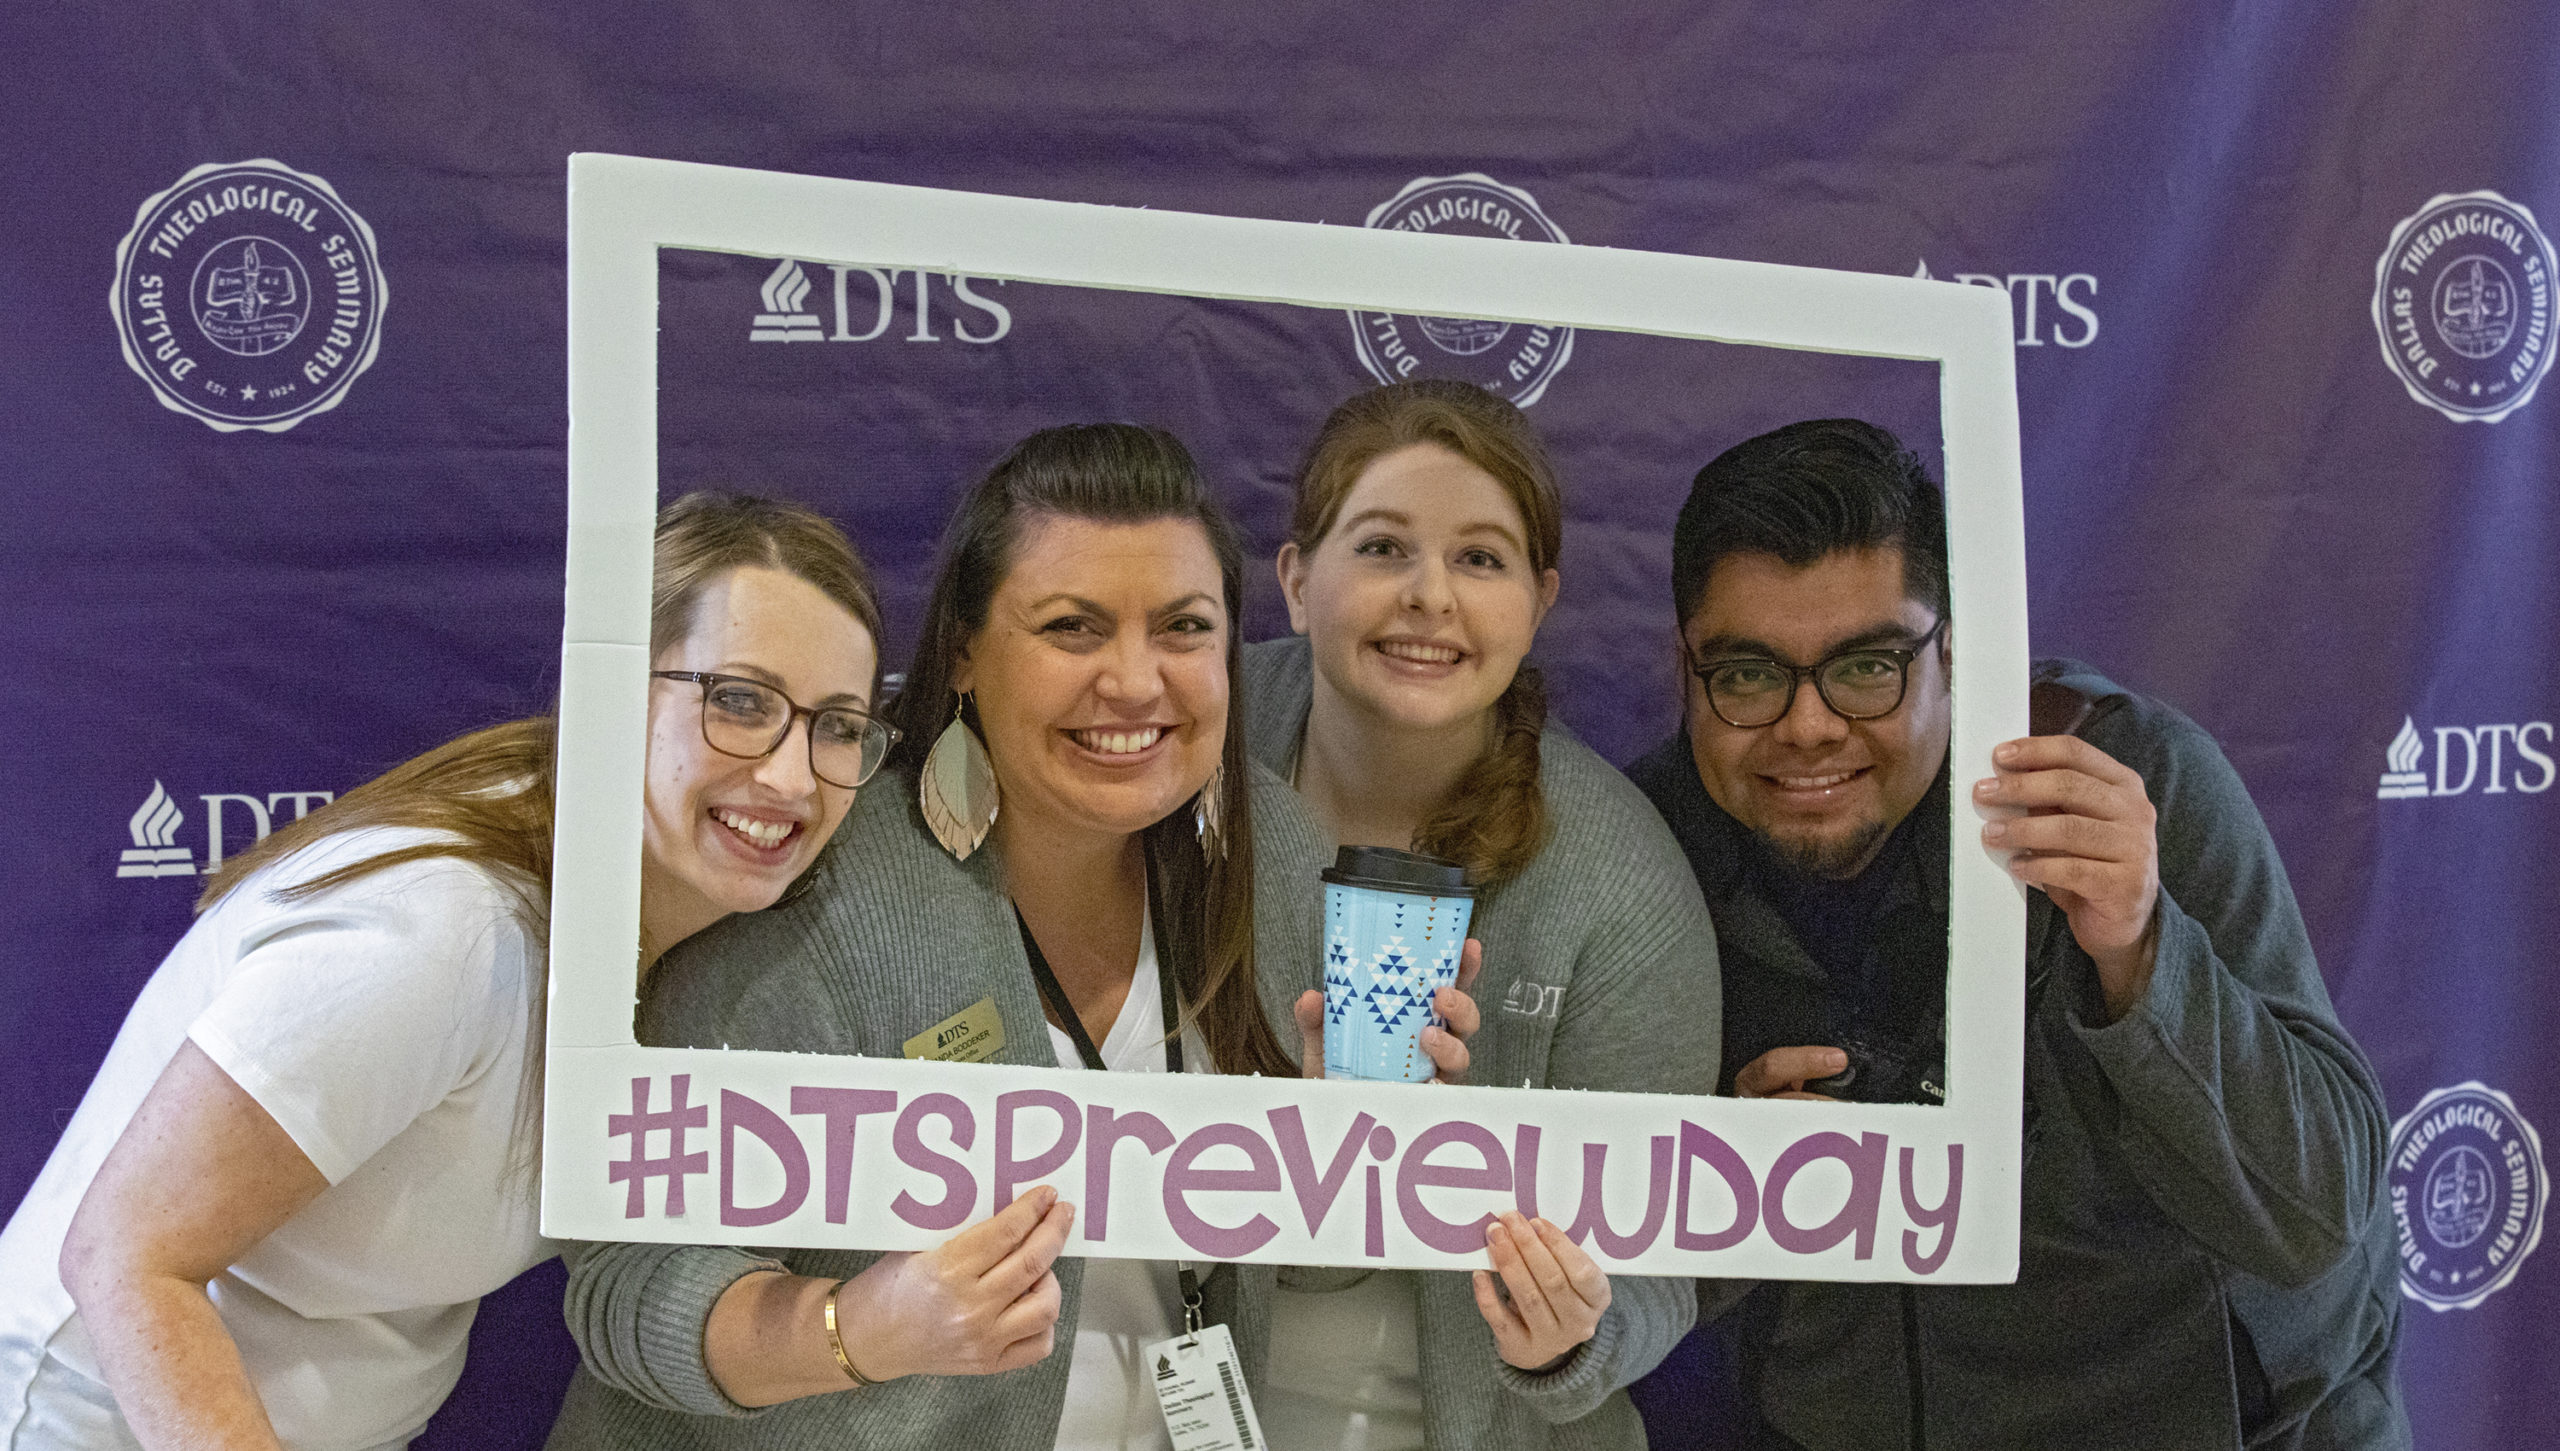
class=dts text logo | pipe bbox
[118,781,335,879]
[1912,261,2099,348]
[748,260,1011,345]
[2376,717,2554,800]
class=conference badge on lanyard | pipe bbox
[1143,1320,1264,1451]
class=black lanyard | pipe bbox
[1013,877,1204,1330]
[1012,871,1184,1075]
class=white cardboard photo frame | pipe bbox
[543,153,2029,1283]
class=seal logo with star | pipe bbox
[1346,173,1574,407]
[2372,190,2553,423]
[2389,1082,2546,1311]
[112,159,387,432]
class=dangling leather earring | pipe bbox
[1194,758,1226,860]
[921,692,999,861]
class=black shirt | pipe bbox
[1625,733,1948,1103]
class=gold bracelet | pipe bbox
[822,1279,881,1388]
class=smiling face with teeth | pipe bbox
[1280,442,1559,745]
[1681,546,1951,880]
[641,566,879,953]
[956,513,1230,847]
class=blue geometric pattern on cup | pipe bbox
[1322,881,1476,1082]
[1363,938,1428,1031]
[1324,927,1356,1027]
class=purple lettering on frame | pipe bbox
[609,1074,707,1219]
[1085,1105,1175,1242]
[1763,1131,1889,1259]
[1512,1124,1544,1220]
[1394,1121,1511,1253]
[890,1092,978,1231]
[1562,1136,1676,1258]
[1161,1122,1282,1257]
[720,1089,811,1229]
[993,1089,1082,1211]
[1266,1105,1376,1235]
[1898,1144,1965,1274]
[790,1087,897,1224]
[1673,1120,1760,1253]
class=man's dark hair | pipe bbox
[1669,418,1949,626]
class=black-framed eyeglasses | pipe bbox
[650,671,902,789]
[1688,618,1947,729]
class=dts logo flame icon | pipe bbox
[117,781,193,878]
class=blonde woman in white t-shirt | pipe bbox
[0,493,1043,1451]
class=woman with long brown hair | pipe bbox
[554,423,1463,1451]
[1249,379,1722,1451]
[0,494,891,1451]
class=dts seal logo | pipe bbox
[1349,173,1572,406]
[2372,191,2553,423]
[2389,1082,2546,1311]
[112,160,387,433]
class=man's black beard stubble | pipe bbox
[1756,814,1893,882]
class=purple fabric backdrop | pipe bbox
[4,3,2552,1447]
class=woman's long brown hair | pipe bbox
[199,491,884,918]
[889,424,1296,1079]
[1288,379,1562,887]
[188,492,881,1190]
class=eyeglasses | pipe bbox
[1688,618,1947,729]
[651,671,901,789]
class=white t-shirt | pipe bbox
[1043,912,1208,1451]
[0,828,558,1451]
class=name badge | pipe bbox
[901,997,1006,1063]
[1145,1322,1267,1451]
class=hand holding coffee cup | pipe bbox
[1294,942,1481,1083]
[1293,846,1484,1084]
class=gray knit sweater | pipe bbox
[545,763,1315,1451]
[1242,635,1723,1451]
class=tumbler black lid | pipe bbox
[1320,844,1477,897]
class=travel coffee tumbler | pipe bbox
[1320,845,1478,1082]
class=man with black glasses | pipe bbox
[1624,419,2408,1450]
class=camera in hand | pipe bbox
[1805,1026,1945,1105]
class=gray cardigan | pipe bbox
[545,752,1648,1451]
[1242,635,1722,1451]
